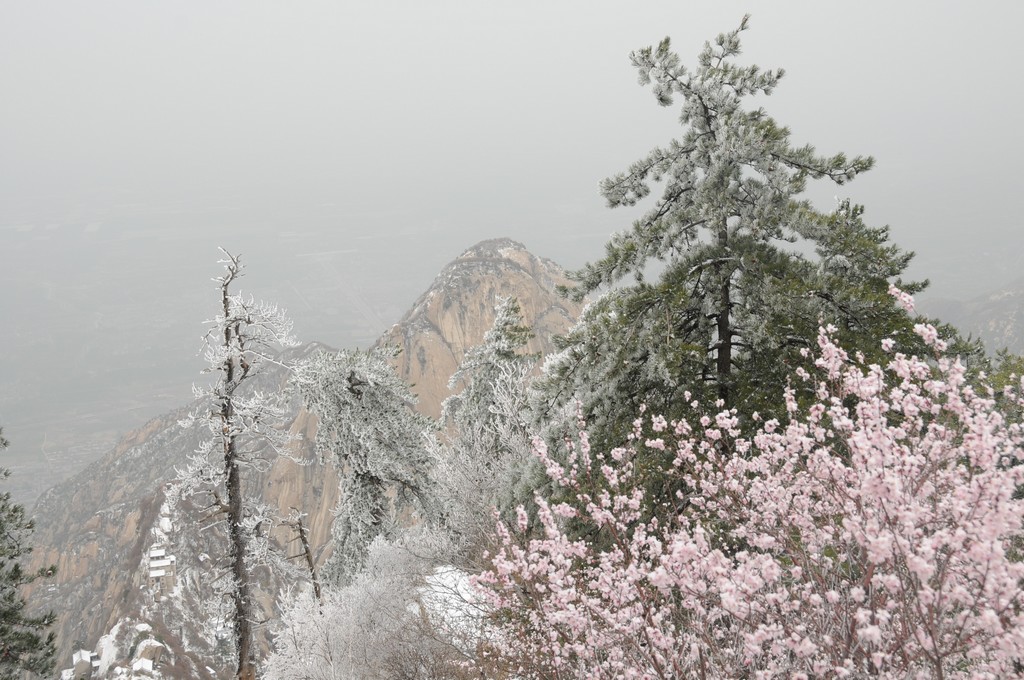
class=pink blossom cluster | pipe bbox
[473,323,1024,678]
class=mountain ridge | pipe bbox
[920,275,1024,355]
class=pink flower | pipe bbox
[474,321,1024,678]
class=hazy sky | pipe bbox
[1,2,1022,499]
[4,2,1023,292]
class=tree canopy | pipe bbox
[537,18,938,450]
[0,428,56,679]
[294,346,433,584]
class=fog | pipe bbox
[2,1,1022,503]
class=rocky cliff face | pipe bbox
[24,239,582,673]
[23,381,326,677]
[380,238,582,418]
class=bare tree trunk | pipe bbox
[182,251,296,680]
[714,222,733,408]
[288,509,322,603]
[226,454,255,679]
[220,274,256,680]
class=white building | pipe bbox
[61,649,100,679]
[146,546,177,598]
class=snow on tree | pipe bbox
[293,345,433,584]
[431,297,541,563]
[174,250,299,680]
[475,300,1024,678]
[536,18,948,451]
[442,296,535,433]
[0,427,56,679]
[265,302,539,678]
[265,530,480,680]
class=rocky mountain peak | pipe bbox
[380,238,583,417]
[455,236,528,257]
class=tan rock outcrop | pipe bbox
[381,238,582,417]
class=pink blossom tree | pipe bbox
[474,302,1024,678]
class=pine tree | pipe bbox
[176,250,299,680]
[294,346,433,584]
[442,296,535,462]
[432,297,540,561]
[0,427,56,679]
[537,18,937,448]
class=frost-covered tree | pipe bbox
[431,298,541,561]
[266,304,541,678]
[175,250,299,680]
[442,296,535,434]
[294,346,433,584]
[0,428,56,679]
[265,530,479,680]
[477,310,1024,678]
[537,18,936,449]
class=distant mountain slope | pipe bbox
[22,358,329,677]
[921,276,1024,355]
[24,238,582,673]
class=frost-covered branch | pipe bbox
[172,250,300,680]
[294,346,433,584]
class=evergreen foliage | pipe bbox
[261,19,1009,676]
[537,18,936,450]
[294,346,433,584]
[442,296,535,437]
[0,428,56,679]
[432,297,541,562]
